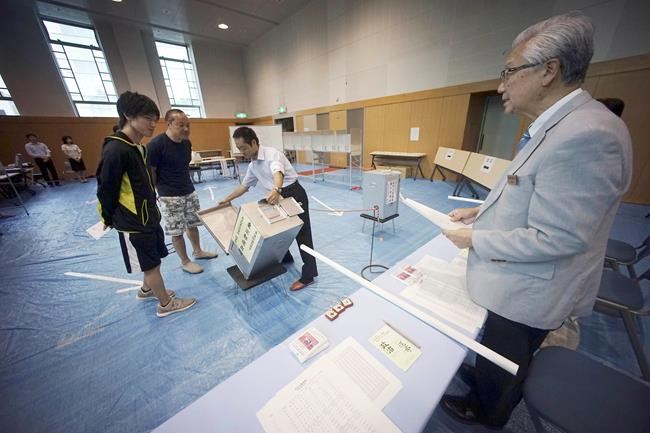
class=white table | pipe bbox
[155,234,484,433]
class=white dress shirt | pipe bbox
[25,142,51,159]
[242,145,298,191]
[528,88,583,137]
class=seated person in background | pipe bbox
[219,127,318,291]
[24,133,60,187]
[147,109,218,275]
[597,97,625,117]
[61,135,87,183]
[97,91,196,318]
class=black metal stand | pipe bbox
[227,263,287,291]
[360,212,398,281]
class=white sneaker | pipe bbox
[182,261,203,274]
[156,297,196,317]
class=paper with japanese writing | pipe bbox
[369,324,422,371]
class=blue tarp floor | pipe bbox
[0,165,648,433]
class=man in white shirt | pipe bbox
[220,127,317,291]
[440,12,632,428]
[24,133,60,187]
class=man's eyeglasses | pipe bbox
[500,62,542,81]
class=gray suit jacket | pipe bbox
[467,91,633,329]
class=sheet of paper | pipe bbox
[370,324,422,371]
[480,156,495,173]
[400,196,471,231]
[257,337,403,433]
[86,221,110,240]
[409,127,419,141]
[257,368,401,433]
[400,255,486,333]
[327,337,403,409]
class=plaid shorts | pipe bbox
[158,191,202,236]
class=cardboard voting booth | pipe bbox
[198,198,303,290]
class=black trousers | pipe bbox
[470,311,549,427]
[34,158,59,186]
[280,181,318,282]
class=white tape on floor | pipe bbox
[310,195,343,216]
[64,272,142,285]
[115,285,143,293]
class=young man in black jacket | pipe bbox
[96,91,196,317]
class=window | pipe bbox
[0,74,19,115]
[42,19,118,117]
[155,41,204,117]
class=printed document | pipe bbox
[401,255,486,333]
[257,338,403,433]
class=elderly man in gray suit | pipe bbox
[440,11,633,428]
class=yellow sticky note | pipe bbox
[370,324,422,371]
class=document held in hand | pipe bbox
[400,195,471,231]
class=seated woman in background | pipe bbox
[61,135,87,183]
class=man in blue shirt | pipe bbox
[147,109,218,274]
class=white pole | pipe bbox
[447,195,485,204]
[300,245,519,376]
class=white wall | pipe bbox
[192,41,248,118]
[0,0,248,119]
[244,0,650,117]
[0,0,75,116]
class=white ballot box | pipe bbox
[198,199,303,290]
[363,170,400,220]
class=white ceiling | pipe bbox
[37,0,312,46]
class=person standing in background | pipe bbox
[24,133,60,187]
[147,109,218,275]
[61,135,87,183]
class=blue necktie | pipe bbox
[516,128,531,155]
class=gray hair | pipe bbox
[513,11,594,85]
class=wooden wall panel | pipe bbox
[0,117,235,177]
[329,110,348,167]
[590,70,650,204]
[409,98,442,179]
[363,106,386,166]
[437,94,471,150]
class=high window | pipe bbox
[0,74,19,115]
[42,19,118,117]
[155,41,204,118]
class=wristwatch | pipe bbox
[274,186,282,194]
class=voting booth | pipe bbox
[198,198,304,290]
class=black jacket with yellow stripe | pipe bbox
[96,132,161,233]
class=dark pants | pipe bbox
[470,311,549,427]
[281,181,318,282]
[34,158,59,186]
